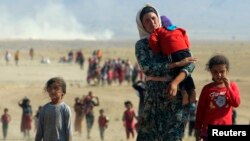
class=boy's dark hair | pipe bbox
[206,54,230,71]
[44,77,66,94]
[99,109,104,113]
[124,100,133,107]
[4,108,8,112]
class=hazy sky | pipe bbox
[0,0,249,41]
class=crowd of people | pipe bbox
[87,56,144,86]
[2,48,145,87]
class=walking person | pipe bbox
[73,97,84,135]
[18,97,32,139]
[135,4,197,141]
[122,101,137,140]
[82,91,99,139]
[14,50,20,66]
[29,48,34,60]
[1,108,11,140]
[98,109,109,141]
[4,51,11,65]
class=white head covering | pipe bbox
[136,4,161,39]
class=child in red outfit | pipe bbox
[195,54,240,141]
[149,15,196,105]
[98,109,109,141]
[1,108,11,140]
[122,100,137,140]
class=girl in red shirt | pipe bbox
[195,54,240,141]
[122,101,137,140]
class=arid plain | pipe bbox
[0,40,249,141]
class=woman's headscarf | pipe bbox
[136,4,161,39]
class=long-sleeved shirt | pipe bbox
[35,102,72,141]
[195,82,240,137]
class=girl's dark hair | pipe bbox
[44,77,66,94]
[206,54,230,71]
[124,100,133,107]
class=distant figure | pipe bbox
[68,50,74,63]
[14,50,20,66]
[75,50,85,70]
[18,97,32,139]
[98,109,109,141]
[1,108,11,140]
[122,100,137,140]
[73,97,84,135]
[59,56,67,63]
[96,49,103,61]
[82,91,99,139]
[34,106,42,131]
[124,60,133,84]
[35,77,72,141]
[232,108,237,125]
[4,51,11,65]
[40,57,51,64]
[29,48,34,60]
[92,50,97,58]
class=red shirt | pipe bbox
[149,27,190,56]
[1,114,11,124]
[123,109,136,129]
[195,82,240,137]
[98,115,108,128]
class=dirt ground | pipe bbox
[0,40,249,141]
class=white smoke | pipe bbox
[0,1,114,40]
[0,0,249,41]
